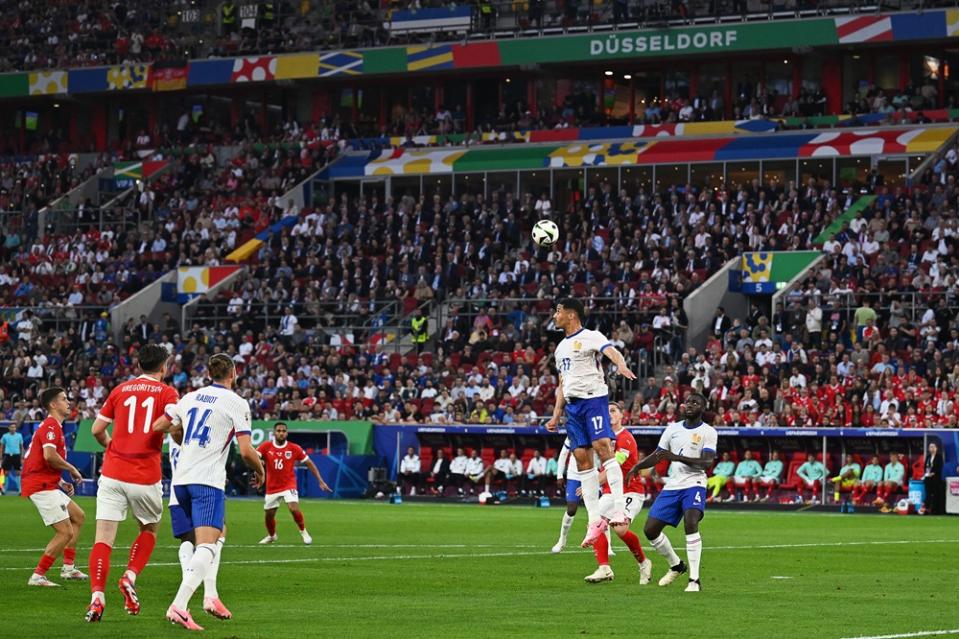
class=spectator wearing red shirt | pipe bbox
[22,387,87,587]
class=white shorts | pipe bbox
[759,477,778,485]
[29,489,72,527]
[598,491,645,522]
[733,476,752,486]
[800,478,818,488]
[264,489,299,510]
[96,476,163,524]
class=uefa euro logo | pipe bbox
[742,252,772,283]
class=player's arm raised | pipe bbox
[663,448,716,470]
[600,343,637,380]
[545,374,565,431]
[237,433,265,488]
[626,448,668,480]
[302,456,332,492]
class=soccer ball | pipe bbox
[531,219,559,247]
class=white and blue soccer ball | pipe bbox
[531,219,559,247]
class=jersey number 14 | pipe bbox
[184,407,212,447]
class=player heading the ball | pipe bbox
[545,297,636,549]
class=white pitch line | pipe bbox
[2,538,959,572]
[0,550,554,571]
[840,630,959,639]
[0,543,544,553]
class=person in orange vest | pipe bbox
[0,318,9,345]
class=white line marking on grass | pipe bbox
[3,537,959,572]
[0,543,544,553]
[770,576,793,580]
[0,550,555,571]
[840,630,959,639]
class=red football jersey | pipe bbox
[258,441,308,494]
[98,375,179,484]
[21,416,67,498]
[603,427,645,495]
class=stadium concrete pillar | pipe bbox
[821,56,842,115]
[898,54,910,91]
[466,82,474,131]
[724,61,733,119]
[527,77,537,118]
[791,57,801,100]
[92,101,107,151]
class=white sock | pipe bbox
[686,533,702,581]
[203,538,225,599]
[605,528,614,552]
[650,533,681,567]
[559,513,574,541]
[123,569,137,584]
[603,458,625,512]
[91,591,105,604]
[178,541,194,580]
[172,543,215,610]
[63,563,75,571]
[484,483,490,493]
[580,468,601,523]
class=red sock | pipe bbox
[89,542,112,593]
[64,548,76,565]
[266,516,276,536]
[35,553,55,576]
[812,483,820,497]
[127,531,156,576]
[593,530,610,566]
[621,530,646,562]
[292,510,306,531]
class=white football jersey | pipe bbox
[166,383,251,490]
[657,420,718,491]
[167,436,181,507]
[553,328,611,399]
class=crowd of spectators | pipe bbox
[4,0,932,73]
[2,105,958,431]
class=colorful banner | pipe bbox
[28,71,67,96]
[2,9,959,98]
[107,63,151,90]
[333,127,956,178]
[386,6,471,33]
[177,265,241,302]
[231,56,276,83]
[152,66,188,92]
[739,251,821,293]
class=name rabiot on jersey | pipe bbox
[657,420,718,491]
[165,384,251,490]
[553,328,611,399]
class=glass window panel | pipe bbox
[552,169,584,214]
[799,158,834,187]
[690,163,724,190]
[519,170,552,209]
[655,164,689,192]
[836,157,870,190]
[391,176,421,201]
[455,173,487,199]
[876,159,907,188]
[726,162,760,189]
[621,166,652,197]
[762,160,796,188]
[488,172,518,206]
[585,167,618,200]
[423,174,452,201]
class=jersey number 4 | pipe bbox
[122,395,156,434]
[184,407,213,447]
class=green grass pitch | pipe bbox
[0,497,956,639]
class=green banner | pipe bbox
[814,195,876,244]
[499,19,837,65]
[362,48,407,74]
[74,419,373,455]
[0,73,28,98]
[768,250,822,282]
[452,146,559,172]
